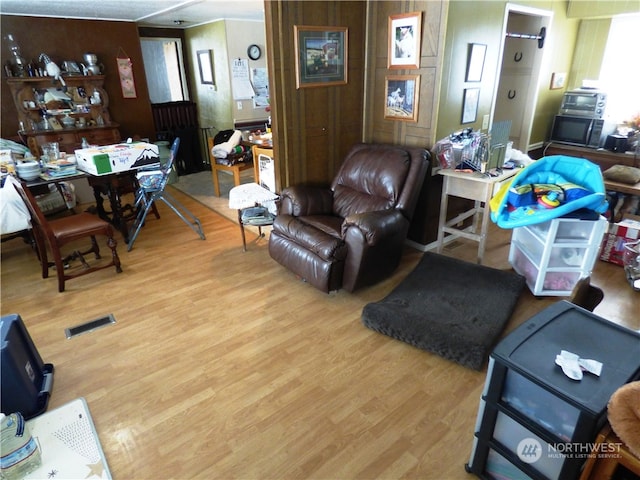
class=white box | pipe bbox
[75,142,159,176]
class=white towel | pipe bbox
[211,130,243,158]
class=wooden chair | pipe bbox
[579,424,640,480]
[252,144,276,192]
[14,181,122,292]
[208,137,254,196]
[570,276,605,312]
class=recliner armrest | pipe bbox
[342,209,406,245]
[279,185,334,216]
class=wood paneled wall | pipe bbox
[0,16,156,143]
[363,1,448,148]
[265,1,366,189]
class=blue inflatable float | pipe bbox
[490,155,608,228]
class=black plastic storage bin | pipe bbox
[1,313,54,419]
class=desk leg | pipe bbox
[476,189,493,264]
[237,209,247,252]
[212,170,221,197]
[436,177,449,253]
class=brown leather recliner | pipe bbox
[268,143,431,293]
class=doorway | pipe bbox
[490,4,553,152]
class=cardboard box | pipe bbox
[75,142,159,175]
[599,216,640,266]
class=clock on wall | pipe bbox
[247,44,261,61]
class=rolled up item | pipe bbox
[211,129,243,158]
[607,380,640,459]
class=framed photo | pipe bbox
[466,43,487,82]
[294,25,348,88]
[550,72,566,90]
[384,75,420,122]
[388,11,423,70]
[462,88,480,124]
[197,50,215,85]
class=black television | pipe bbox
[1,313,54,419]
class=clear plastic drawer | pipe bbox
[493,411,565,479]
[485,448,533,480]
[501,369,580,442]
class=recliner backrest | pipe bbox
[331,143,426,220]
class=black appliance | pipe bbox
[1,313,54,419]
[604,134,628,152]
[550,115,606,148]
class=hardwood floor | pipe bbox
[1,187,638,480]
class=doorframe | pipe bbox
[489,3,554,152]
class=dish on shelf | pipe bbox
[15,160,41,181]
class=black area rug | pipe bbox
[362,252,526,370]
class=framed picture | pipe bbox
[294,25,348,88]
[462,88,480,124]
[550,72,566,90]
[466,43,487,82]
[197,49,214,85]
[384,75,420,122]
[388,11,423,70]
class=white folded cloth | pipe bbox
[211,130,243,158]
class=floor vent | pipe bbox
[65,314,116,339]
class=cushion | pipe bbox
[603,165,640,185]
[607,380,640,459]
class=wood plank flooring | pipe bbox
[1,187,638,480]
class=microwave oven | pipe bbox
[550,115,605,148]
[559,89,606,118]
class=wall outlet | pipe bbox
[237,101,243,110]
[482,114,490,130]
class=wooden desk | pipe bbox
[545,143,639,171]
[436,168,518,264]
[545,143,640,196]
[208,137,254,196]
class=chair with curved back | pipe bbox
[13,180,122,292]
[127,137,205,251]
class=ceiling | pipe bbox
[0,0,265,28]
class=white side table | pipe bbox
[228,182,279,251]
[436,168,518,263]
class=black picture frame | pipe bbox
[462,88,480,124]
[197,49,214,85]
[465,43,487,82]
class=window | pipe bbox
[599,14,640,124]
[140,37,188,103]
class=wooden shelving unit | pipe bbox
[6,75,120,156]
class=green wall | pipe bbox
[185,20,268,132]
[436,0,582,148]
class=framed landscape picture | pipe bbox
[384,75,420,122]
[294,25,348,88]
